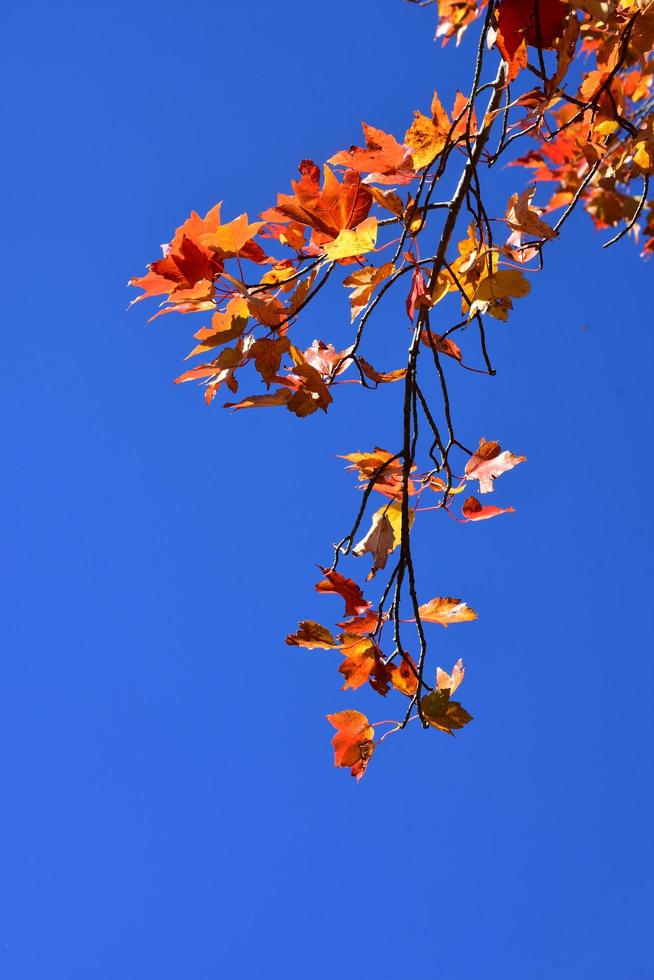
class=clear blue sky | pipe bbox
[3,2,653,978]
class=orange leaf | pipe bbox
[417,597,477,627]
[327,710,375,780]
[506,188,557,240]
[420,328,462,362]
[337,634,391,696]
[262,161,372,245]
[404,92,451,170]
[342,262,395,321]
[285,621,338,650]
[224,389,293,411]
[389,654,419,697]
[358,358,406,384]
[340,448,416,499]
[328,122,415,185]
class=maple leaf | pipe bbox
[185,297,249,359]
[340,449,416,499]
[322,216,378,261]
[175,335,254,404]
[262,160,373,245]
[337,634,391,696]
[328,122,415,185]
[327,709,375,780]
[417,597,478,627]
[420,687,473,735]
[133,235,223,305]
[436,0,484,45]
[465,438,526,494]
[506,188,557,240]
[343,262,395,321]
[405,92,451,169]
[315,568,371,618]
[285,621,338,650]
[249,336,291,387]
[368,186,404,216]
[419,658,471,734]
[337,608,387,636]
[197,212,266,262]
[494,0,567,81]
[302,340,353,380]
[462,495,516,522]
[469,268,531,321]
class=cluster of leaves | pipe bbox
[131,0,654,779]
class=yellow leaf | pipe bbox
[323,217,378,261]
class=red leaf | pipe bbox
[315,568,372,618]
[462,495,516,521]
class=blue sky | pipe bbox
[2,1,653,978]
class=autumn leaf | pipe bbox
[323,216,378,261]
[342,262,395,321]
[302,339,353,380]
[436,658,465,695]
[358,357,406,384]
[469,269,531,321]
[420,687,473,735]
[185,297,250,359]
[224,389,293,411]
[327,709,375,780]
[328,122,415,185]
[353,509,395,580]
[285,621,338,650]
[338,634,391,696]
[250,336,292,387]
[368,186,404,216]
[417,597,477,627]
[465,438,526,494]
[405,92,451,169]
[389,654,419,697]
[340,448,416,498]
[262,161,372,245]
[315,568,371,618]
[506,188,557,240]
[462,495,516,521]
[197,212,265,260]
[420,328,463,362]
[337,608,386,635]
[405,266,428,320]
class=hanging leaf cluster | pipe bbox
[131,0,654,779]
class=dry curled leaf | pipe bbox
[315,568,371,618]
[462,495,516,521]
[465,438,526,494]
